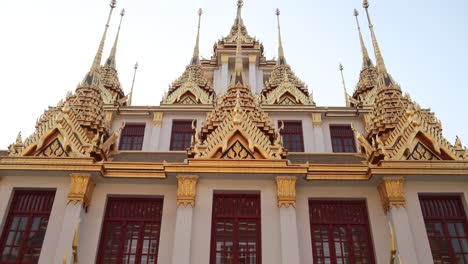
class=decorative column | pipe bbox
[152,112,163,150]
[220,55,229,95]
[248,54,258,93]
[54,173,95,264]
[275,176,301,264]
[171,175,199,264]
[378,177,419,263]
[311,113,325,152]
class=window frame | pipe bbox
[308,199,376,264]
[419,194,468,263]
[329,124,357,153]
[279,120,305,152]
[96,196,164,264]
[118,123,146,151]
[209,193,262,264]
[0,189,56,264]
[170,120,195,151]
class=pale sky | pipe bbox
[1,0,467,150]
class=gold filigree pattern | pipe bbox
[36,138,68,157]
[378,177,405,214]
[221,140,254,159]
[67,173,95,209]
[275,176,296,208]
[407,142,439,161]
[176,175,199,207]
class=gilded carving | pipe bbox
[275,176,296,208]
[176,175,199,207]
[311,113,322,127]
[67,173,95,209]
[153,112,163,126]
[378,177,405,214]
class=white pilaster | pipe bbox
[275,176,301,264]
[171,175,198,264]
[171,206,194,264]
[54,173,94,264]
[53,203,84,264]
[279,206,301,264]
[378,177,419,263]
[387,207,419,263]
[248,55,258,93]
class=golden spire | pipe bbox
[339,64,350,107]
[105,8,125,68]
[92,0,116,71]
[230,9,245,86]
[276,8,286,65]
[363,0,387,75]
[236,0,243,26]
[81,0,116,86]
[353,8,373,69]
[128,62,138,106]
[190,8,203,65]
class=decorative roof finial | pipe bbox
[106,8,125,68]
[128,62,138,106]
[339,64,350,107]
[190,8,203,65]
[276,8,286,65]
[91,0,117,71]
[363,0,387,75]
[237,0,244,24]
[353,8,374,69]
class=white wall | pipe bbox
[0,175,69,264]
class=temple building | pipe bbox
[1,0,468,263]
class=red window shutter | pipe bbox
[210,194,261,264]
[97,197,164,264]
[309,200,375,264]
[0,190,56,264]
[330,125,356,153]
[119,123,146,150]
[279,121,304,152]
[419,195,468,263]
[170,120,195,151]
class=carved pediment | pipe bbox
[220,140,255,160]
[406,142,439,161]
[36,138,69,157]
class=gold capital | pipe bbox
[176,175,199,207]
[311,113,322,127]
[378,177,406,214]
[275,176,296,208]
[153,112,164,126]
[67,173,95,209]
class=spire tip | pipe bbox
[120,8,125,16]
[276,8,280,16]
[353,8,359,16]
[363,0,369,9]
[110,0,117,8]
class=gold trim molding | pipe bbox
[176,175,199,207]
[312,113,322,127]
[153,112,163,126]
[378,176,406,214]
[67,173,95,209]
[275,176,296,208]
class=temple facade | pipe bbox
[0,1,467,264]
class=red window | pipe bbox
[119,124,145,150]
[419,195,468,264]
[97,197,164,264]
[330,125,356,153]
[0,190,55,264]
[210,193,261,264]
[280,121,304,152]
[309,200,375,264]
[170,120,194,151]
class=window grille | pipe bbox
[119,124,146,150]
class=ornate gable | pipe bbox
[161,65,214,105]
[188,83,285,160]
[262,65,314,105]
